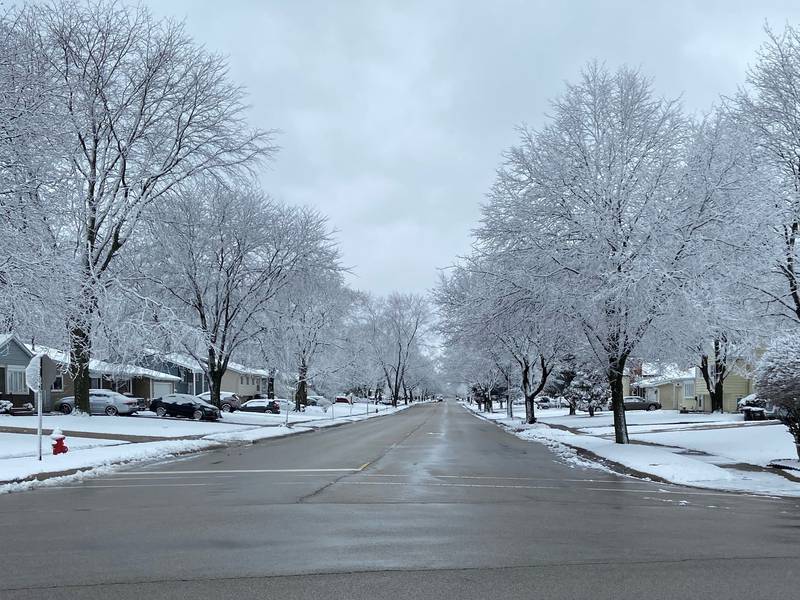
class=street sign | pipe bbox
[25,353,59,461]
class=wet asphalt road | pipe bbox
[1,400,798,599]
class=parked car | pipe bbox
[150,394,220,420]
[196,391,242,413]
[623,395,661,411]
[535,396,557,409]
[307,395,332,408]
[335,395,352,404]
[577,399,604,413]
[238,398,280,414]
[54,390,139,416]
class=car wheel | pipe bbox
[192,409,203,420]
[647,404,657,411]
[155,406,167,417]
[220,403,232,413]
[60,404,73,415]
[105,406,118,416]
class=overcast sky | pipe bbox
[145,0,800,296]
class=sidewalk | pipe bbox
[462,402,800,497]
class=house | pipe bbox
[638,366,697,411]
[692,362,754,413]
[223,360,268,400]
[146,352,269,400]
[26,345,179,410]
[0,333,35,407]
[637,362,755,413]
[140,351,209,396]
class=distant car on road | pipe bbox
[196,391,242,413]
[54,390,139,416]
[238,398,280,414]
[150,394,220,420]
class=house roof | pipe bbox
[637,365,695,388]
[0,333,34,358]
[161,352,204,372]
[152,350,267,377]
[26,345,180,382]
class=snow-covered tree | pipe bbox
[136,179,336,406]
[755,334,800,459]
[479,64,731,443]
[4,0,273,411]
[365,292,430,406]
[735,22,800,325]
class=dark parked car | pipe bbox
[150,394,220,420]
[238,398,280,414]
[623,395,661,411]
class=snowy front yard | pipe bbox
[464,403,800,497]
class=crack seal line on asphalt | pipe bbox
[5,555,800,594]
[297,409,434,504]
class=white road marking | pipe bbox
[94,475,235,482]
[54,483,217,489]
[119,468,361,475]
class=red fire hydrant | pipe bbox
[51,429,68,455]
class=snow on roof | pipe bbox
[225,360,267,376]
[637,365,696,388]
[25,345,180,382]
[155,351,266,377]
[162,352,204,372]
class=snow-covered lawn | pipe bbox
[536,408,742,432]
[0,432,128,459]
[462,402,800,497]
[633,424,796,467]
[0,413,252,438]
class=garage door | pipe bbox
[152,381,173,400]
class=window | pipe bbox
[7,367,27,394]
[90,377,102,389]
[683,381,695,398]
[51,376,63,392]
[240,375,245,385]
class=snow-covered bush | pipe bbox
[562,370,609,415]
[755,334,800,458]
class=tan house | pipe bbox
[638,362,754,413]
[639,367,697,411]
[163,353,269,400]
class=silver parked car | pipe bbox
[54,389,139,416]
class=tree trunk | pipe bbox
[608,357,629,444]
[295,361,307,412]
[699,337,727,413]
[70,323,92,414]
[208,369,224,408]
[267,370,275,399]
